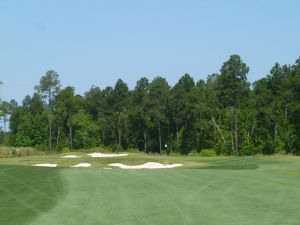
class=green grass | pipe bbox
[1,154,300,225]
[0,166,65,225]
[0,152,209,168]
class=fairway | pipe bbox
[1,155,300,225]
[1,1,300,224]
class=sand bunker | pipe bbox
[72,163,91,168]
[108,162,183,169]
[61,155,81,158]
[87,152,128,158]
[33,163,57,167]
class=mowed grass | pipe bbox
[0,166,66,225]
[0,152,209,168]
[0,154,300,225]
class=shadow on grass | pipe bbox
[0,165,66,225]
[200,164,259,170]
[199,157,277,170]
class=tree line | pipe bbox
[1,54,300,155]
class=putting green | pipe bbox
[1,156,300,225]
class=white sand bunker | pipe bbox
[109,162,183,169]
[33,163,57,167]
[87,152,128,158]
[61,155,81,158]
[72,163,91,168]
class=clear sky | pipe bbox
[0,0,299,103]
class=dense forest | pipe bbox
[1,54,300,155]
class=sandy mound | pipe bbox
[87,152,128,158]
[72,163,91,168]
[109,162,183,169]
[61,155,81,158]
[33,163,57,167]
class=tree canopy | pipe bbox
[4,55,300,155]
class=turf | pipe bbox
[1,155,300,225]
[0,166,66,225]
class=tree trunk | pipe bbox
[3,114,7,143]
[69,125,73,150]
[56,126,60,145]
[234,105,238,154]
[213,118,217,144]
[102,130,105,145]
[158,118,162,155]
[143,129,147,152]
[143,113,147,152]
[69,110,73,150]
[48,93,52,152]
[211,116,226,154]
[284,103,288,124]
[274,123,278,150]
[176,111,179,142]
[118,112,122,151]
[231,111,235,154]
[3,114,6,133]
[49,109,52,151]
[176,123,179,142]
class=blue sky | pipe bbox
[0,0,299,103]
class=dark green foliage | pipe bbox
[35,70,61,151]
[149,77,170,154]
[54,86,83,150]
[217,55,250,154]
[112,79,129,150]
[6,55,300,155]
[71,110,99,149]
[9,95,48,148]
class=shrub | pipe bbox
[188,149,198,156]
[0,146,44,158]
[199,149,217,157]
[55,144,65,152]
[170,140,180,153]
[111,144,120,152]
[62,147,71,153]
[36,143,49,151]
[126,148,140,153]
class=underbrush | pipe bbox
[73,145,140,153]
[200,149,217,157]
[187,149,217,157]
[0,146,45,158]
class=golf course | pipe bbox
[1,0,300,224]
[1,153,300,225]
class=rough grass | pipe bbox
[0,152,209,168]
[1,154,300,225]
[0,147,45,158]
